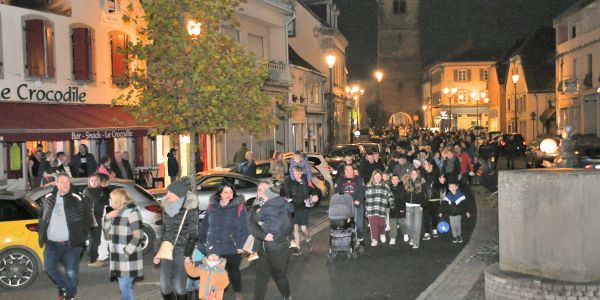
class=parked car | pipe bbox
[251,159,329,202]
[325,144,366,178]
[357,142,382,155]
[526,136,561,168]
[26,179,162,254]
[499,133,527,155]
[0,190,43,289]
[281,153,333,197]
[578,147,600,169]
[150,172,260,220]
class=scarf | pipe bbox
[165,196,185,217]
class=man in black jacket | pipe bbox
[334,164,366,243]
[359,151,384,184]
[39,173,92,300]
[111,151,134,179]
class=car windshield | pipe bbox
[361,144,379,153]
[328,146,360,157]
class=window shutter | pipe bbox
[110,32,127,78]
[466,69,472,81]
[72,28,91,80]
[453,70,458,81]
[45,21,54,77]
[25,20,45,77]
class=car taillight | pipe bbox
[501,141,506,146]
[584,164,593,169]
[145,204,162,214]
[26,223,39,232]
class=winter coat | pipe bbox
[403,179,426,207]
[248,200,293,252]
[38,187,93,247]
[111,160,134,180]
[359,160,385,184]
[441,157,460,182]
[167,152,179,177]
[391,162,414,178]
[103,203,144,280]
[440,190,467,217]
[238,159,257,178]
[83,186,107,222]
[458,152,474,176]
[282,174,318,211]
[365,183,393,218]
[71,152,97,177]
[160,192,199,253]
[288,158,312,181]
[198,195,249,256]
[333,175,366,207]
[388,183,406,218]
[257,197,293,235]
[421,168,443,201]
[184,258,229,300]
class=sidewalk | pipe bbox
[417,185,499,300]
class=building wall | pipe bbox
[554,0,600,137]
[378,0,422,120]
[290,65,326,153]
[486,66,507,132]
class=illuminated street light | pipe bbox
[187,20,202,38]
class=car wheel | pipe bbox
[141,227,156,255]
[0,249,39,289]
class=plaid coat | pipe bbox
[365,183,393,217]
[103,203,144,279]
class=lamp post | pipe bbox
[443,87,457,130]
[374,70,383,105]
[326,54,336,149]
[422,104,428,128]
[185,19,201,176]
[478,91,487,127]
[512,74,520,133]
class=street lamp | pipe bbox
[443,87,458,130]
[326,54,336,149]
[374,70,383,106]
[512,74,520,133]
[477,91,487,127]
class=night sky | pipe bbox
[336,0,579,80]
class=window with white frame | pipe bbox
[457,69,468,81]
[248,34,264,58]
[458,91,468,103]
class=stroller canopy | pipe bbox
[329,193,355,220]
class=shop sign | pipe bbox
[0,84,87,103]
[71,129,134,140]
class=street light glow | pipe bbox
[326,54,336,68]
[345,86,350,93]
[374,70,383,82]
[484,97,490,103]
[451,87,458,94]
[480,91,487,98]
[442,87,450,95]
[187,20,202,37]
[422,105,428,111]
[360,89,365,95]
[512,74,520,84]
[352,85,359,93]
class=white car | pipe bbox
[282,152,333,196]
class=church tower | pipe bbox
[378,0,422,124]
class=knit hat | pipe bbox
[167,180,188,198]
[264,186,280,200]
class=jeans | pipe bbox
[406,205,423,248]
[254,247,291,300]
[355,204,365,241]
[118,277,135,300]
[450,215,462,238]
[389,217,408,240]
[44,241,83,297]
[159,250,187,295]
[507,153,516,170]
[222,253,243,292]
[89,224,102,263]
[367,216,386,241]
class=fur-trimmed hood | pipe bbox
[208,193,245,207]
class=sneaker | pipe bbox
[305,239,313,252]
[408,239,414,246]
[412,245,419,249]
[371,240,378,247]
[403,234,409,242]
[56,288,66,300]
[458,236,463,243]
[389,238,396,245]
[292,248,302,256]
[247,252,259,262]
[433,229,439,238]
[423,233,431,240]
[290,240,298,249]
[452,238,458,243]
[380,234,386,244]
[87,261,104,267]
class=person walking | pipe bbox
[154,180,199,300]
[28,150,44,189]
[288,151,312,181]
[167,148,180,183]
[421,159,442,239]
[365,170,393,247]
[388,174,408,244]
[84,174,108,267]
[99,156,117,179]
[71,144,98,177]
[269,151,288,182]
[249,182,293,300]
[56,152,75,178]
[359,151,385,184]
[333,164,366,244]
[111,151,134,179]
[103,188,144,300]
[238,151,257,178]
[198,181,249,300]
[282,166,319,256]
[404,169,426,249]
[38,173,93,300]
[505,135,519,170]
[439,179,468,243]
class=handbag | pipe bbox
[156,209,189,260]
[242,235,256,253]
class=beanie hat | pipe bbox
[168,180,188,198]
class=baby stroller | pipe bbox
[327,193,359,261]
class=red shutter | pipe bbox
[111,32,127,78]
[453,69,458,81]
[45,21,55,77]
[25,20,45,77]
[72,28,91,80]
[466,69,472,81]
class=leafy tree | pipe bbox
[116,0,272,176]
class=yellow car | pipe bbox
[0,190,44,289]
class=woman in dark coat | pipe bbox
[198,181,249,300]
[249,182,293,300]
[403,169,426,249]
[84,174,107,267]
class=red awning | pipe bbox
[0,103,151,142]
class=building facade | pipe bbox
[378,0,421,125]
[426,59,495,130]
[554,0,600,136]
